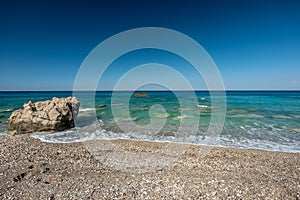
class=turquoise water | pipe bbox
[0,91,299,152]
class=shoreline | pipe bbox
[33,134,300,154]
[1,135,299,199]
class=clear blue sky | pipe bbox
[0,0,299,91]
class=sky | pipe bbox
[0,0,300,91]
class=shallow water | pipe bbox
[0,91,299,152]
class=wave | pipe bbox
[219,136,300,153]
[0,109,13,113]
[31,120,300,153]
[79,108,96,112]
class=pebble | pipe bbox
[0,135,299,199]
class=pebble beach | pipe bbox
[1,135,299,199]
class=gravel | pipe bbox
[0,135,299,199]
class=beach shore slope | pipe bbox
[0,135,299,199]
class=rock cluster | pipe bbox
[7,97,80,135]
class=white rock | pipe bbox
[7,97,80,135]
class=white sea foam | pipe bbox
[197,105,208,108]
[273,115,292,119]
[219,135,300,153]
[0,109,13,113]
[79,108,95,112]
[31,120,300,153]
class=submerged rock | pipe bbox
[7,97,80,135]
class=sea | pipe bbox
[0,91,299,152]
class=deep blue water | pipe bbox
[0,91,299,152]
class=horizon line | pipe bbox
[0,89,300,92]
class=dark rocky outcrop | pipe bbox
[7,97,80,135]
